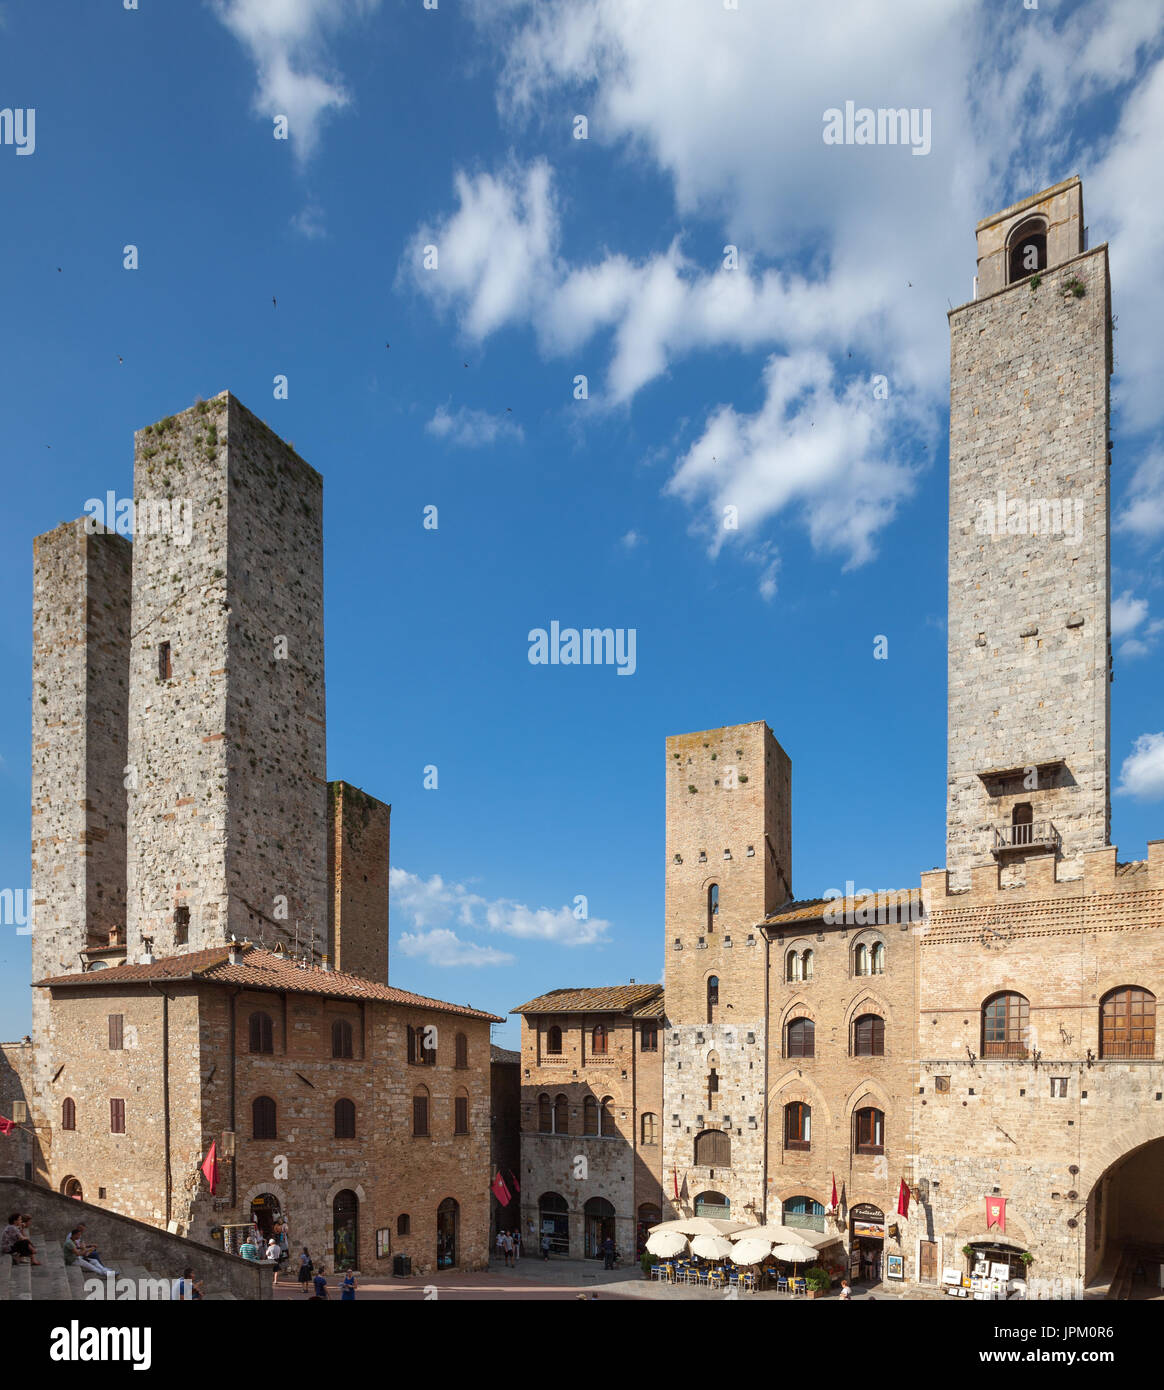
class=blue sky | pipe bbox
[1,0,1162,1047]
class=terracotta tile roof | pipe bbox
[490,1045,521,1065]
[35,944,503,1021]
[763,889,922,927]
[630,993,667,1019]
[512,983,663,1015]
[1115,860,1148,878]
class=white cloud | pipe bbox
[407,1,1164,584]
[290,202,327,239]
[390,867,611,951]
[1111,589,1149,637]
[1116,732,1164,800]
[426,404,524,447]
[396,928,515,968]
[1116,450,1164,540]
[211,0,381,162]
[620,529,642,549]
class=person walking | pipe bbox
[496,1229,506,1264]
[340,1270,357,1301]
[312,1266,329,1299]
[540,1232,551,1260]
[298,1248,313,1293]
[511,1228,521,1261]
[602,1235,615,1271]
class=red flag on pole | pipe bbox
[200,1141,218,1195]
[507,1169,521,1195]
[985,1196,1006,1233]
[491,1172,512,1206]
[830,1173,838,1210]
[673,1166,679,1200]
[897,1179,910,1218]
[0,1116,14,1136]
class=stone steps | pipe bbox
[2,1243,234,1302]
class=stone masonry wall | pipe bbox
[126,393,327,958]
[328,781,390,984]
[947,247,1111,888]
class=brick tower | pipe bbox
[661,721,791,1222]
[125,393,327,957]
[946,177,1111,889]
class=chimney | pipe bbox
[320,954,332,973]
[228,937,243,966]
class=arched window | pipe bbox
[694,1190,729,1218]
[1007,218,1047,285]
[853,944,869,977]
[332,1019,353,1059]
[786,950,800,982]
[454,1088,469,1135]
[537,1094,552,1133]
[397,1213,410,1236]
[802,948,814,981]
[784,1101,811,1150]
[546,1025,562,1055]
[786,1017,815,1058]
[855,1107,884,1154]
[707,883,719,932]
[853,1014,885,1057]
[694,1128,731,1168]
[553,1094,568,1135]
[1100,987,1156,1059]
[982,991,1030,1058]
[707,975,719,1024]
[249,1011,273,1054]
[455,1032,468,1069]
[870,942,884,975]
[599,1096,615,1137]
[1012,802,1033,845]
[62,1097,76,1131]
[412,1085,430,1137]
[641,1112,658,1146]
[334,1098,356,1139]
[783,1195,826,1233]
[252,1095,277,1140]
[583,1096,599,1135]
[591,1025,608,1055]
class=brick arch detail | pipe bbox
[241,1180,290,1219]
[951,1203,1035,1250]
[843,1077,892,1121]
[778,996,815,1032]
[768,1071,832,1129]
[843,990,895,1035]
[1084,1121,1164,1199]
[773,1181,832,1210]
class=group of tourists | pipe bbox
[1,1212,41,1266]
[495,1228,522,1265]
[295,1247,357,1299]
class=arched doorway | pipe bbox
[584,1197,615,1258]
[636,1203,661,1256]
[1088,1134,1164,1289]
[61,1176,83,1201]
[332,1189,358,1271]
[437,1197,459,1269]
[539,1192,568,1255]
[250,1192,281,1241]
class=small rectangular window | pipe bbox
[1050,1076,1068,1098]
[174,905,190,945]
[158,641,172,680]
[110,1098,125,1134]
[641,1023,658,1052]
[108,1014,124,1050]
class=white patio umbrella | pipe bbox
[690,1234,736,1260]
[771,1241,819,1276]
[646,1230,688,1258]
[730,1223,830,1246]
[727,1237,772,1266]
[660,1217,750,1237]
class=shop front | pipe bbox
[849,1203,885,1283]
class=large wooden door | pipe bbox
[919,1240,937,1282]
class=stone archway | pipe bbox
[1086,1134,1164,1286]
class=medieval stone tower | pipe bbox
[946,176,1111,890]
[30,522,132,1065]
[662,721,791,1220]
[125,393,327,958]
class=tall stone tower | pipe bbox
[327,781,391,983]
[661,721,791,1221]
[946,177,1111,889]
[30,521,131,1049]
[125,393,327,957]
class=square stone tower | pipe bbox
[125,393,327,956]
[30,521,131,1031]
[947,177,1111,889]
[327,780,391,983]
[661,721,791,1221]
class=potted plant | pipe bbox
[641,1250,655,1280]
[1019,1251,1034,1269]
[804,1265,830,1299]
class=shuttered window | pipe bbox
[108,1014,124,1050]
[110,1098,125,1134]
